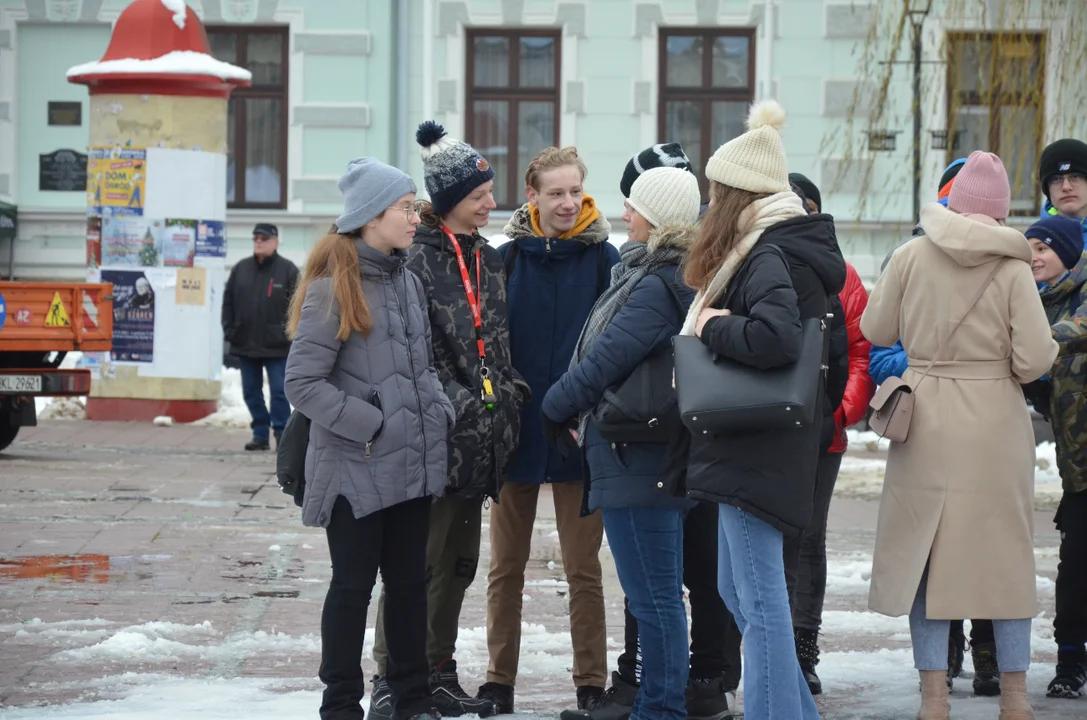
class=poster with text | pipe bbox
[87,147,146,217]
[162,219,197,267]
[102,216,164,267]
[195,220,226,259]
[100,269,155,363]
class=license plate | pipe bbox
[0,375,42,394]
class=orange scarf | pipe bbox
[530,195,601,239]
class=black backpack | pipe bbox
[276,410,311,508]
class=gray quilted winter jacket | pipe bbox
[285,238,455,527]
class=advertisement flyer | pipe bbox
[162,219,197,267]
[102,216,164,267]
[100,269,155,363]
[87,147,146,217]
[195,220,226,259]
[176,267,207,306]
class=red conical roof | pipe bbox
[68,0,250,98]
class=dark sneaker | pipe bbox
[475,683,514,716]
[430,660,496,717]
[948,621,966,679]
[794,627,822,696]
[245,437,270,451]
[971,641,1000,697]
[1047,648,1087,699]
[369,675,394,720]
[559,672,637,720]
[687,675,731,720]
[576,686,605,710]
[408,713,442,720]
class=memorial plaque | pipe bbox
[47,101,82,126]
[39,149,88,192]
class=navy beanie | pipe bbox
[1026,215,1084,271]
[788,173,821,212]
[416,121,495,216]
[621,143,694,198]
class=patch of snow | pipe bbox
[37,396,87,420]
[152,416,174,427]
[191,368,257,429]
[268,545,281,551]
[160,0,187,29]
[68,51,252,83]
[845,429,890,452]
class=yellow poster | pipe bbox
[175,267,207,306]
[86,147,146,217]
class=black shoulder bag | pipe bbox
[276,410,311,507]
[592,268,687,443]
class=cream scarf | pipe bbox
[679,191,807,336]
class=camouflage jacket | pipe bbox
[1039,269,1087,494]
[407,224,530,499]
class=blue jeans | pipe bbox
[602,507,688,720]
[239,357,289,440]
[717,504,820,720]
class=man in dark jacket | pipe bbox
[221,223,298,451]
[480,146,619,714]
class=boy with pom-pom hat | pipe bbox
[368,121,527,720]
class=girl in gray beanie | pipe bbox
[284,157,453,720]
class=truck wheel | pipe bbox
[0,420,19,453]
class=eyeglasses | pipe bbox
[390,204,420,221]
[1048,173,1087,191]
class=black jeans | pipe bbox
[618,501,743,690]
[1054,489,1087,649]
[784,452,842,633]
[320,495,432,720]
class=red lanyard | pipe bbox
[442,226,486,360]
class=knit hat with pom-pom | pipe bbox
[705,100,790,194]
[416,120,495,215]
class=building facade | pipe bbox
[1,0,1083,283]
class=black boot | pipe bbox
[429,659,496,717]
[686,675,731,720]
[1047,647,1087,699]
[971,641,1000,697]
[475,682,514,716]
[948,620,966,679]
[559,672,636,720]
[576,685,605,710]
[245,436,270,451]
[794,627,822,696]
[368,676,394,720]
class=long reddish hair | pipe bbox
[287,225,372,341]
[685,181,769,291]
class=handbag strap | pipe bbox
[910,259,1004,390]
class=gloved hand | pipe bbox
[541,410,579,457]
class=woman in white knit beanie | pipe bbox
[671,100,846,719]
[542,166,702,720]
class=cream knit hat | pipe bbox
[704,100,790,194]
[628,167,701,228]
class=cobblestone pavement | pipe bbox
[0,420,1078,719]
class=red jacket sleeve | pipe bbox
[836,263,876,430]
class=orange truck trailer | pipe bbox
[0,282,114,451]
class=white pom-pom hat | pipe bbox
[704,99,789,194]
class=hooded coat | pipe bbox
[407,224,529,500]
[285,240,454,528]
[501,199,621,485]
[682,213,847,537]
[541,224,698,513]
[861,202,1058,619]
[828,263,875,453]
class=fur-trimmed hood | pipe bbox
[646,222,698,255]
[504,201,612,245]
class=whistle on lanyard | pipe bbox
[479,365,497,410]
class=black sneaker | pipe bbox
[576,686,605,710]
[948,621,966,679]
[971,641,1000,697]
[475,683,514,716]
[794,627,822,696]
[369,675,394,720]
[559,672,637,720]
[408,713,442,720]
[430,660,496,717]
[245,437,270,451]
[1047,648,1087,699]
[686,675,731,720]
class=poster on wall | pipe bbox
[87,147,146,217]
[176,267,207,306]
[195,220,226,259]
[102,216,163,267]
[86,216,102,270]
[100,269,155,363]
[161,219,197,267]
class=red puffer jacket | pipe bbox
[829,263,876,453]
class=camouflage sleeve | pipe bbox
[1051,296,1087,356]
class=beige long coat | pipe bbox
[861,203,1058,619]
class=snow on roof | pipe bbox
[67,50,252,82]
[160,0,187,30]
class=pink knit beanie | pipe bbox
[947,151,1011,220]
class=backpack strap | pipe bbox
[651,266,688,318]
[502,240,520,280]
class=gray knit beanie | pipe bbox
[335,157,417,234]
[416,121,495,215]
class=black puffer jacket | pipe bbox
[407,224,530,499]
[222,252,300,359]
[681,214,846,537]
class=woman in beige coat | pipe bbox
[861,151,1058,720]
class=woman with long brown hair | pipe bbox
[285,157,454,720]
[672,101,844,719]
